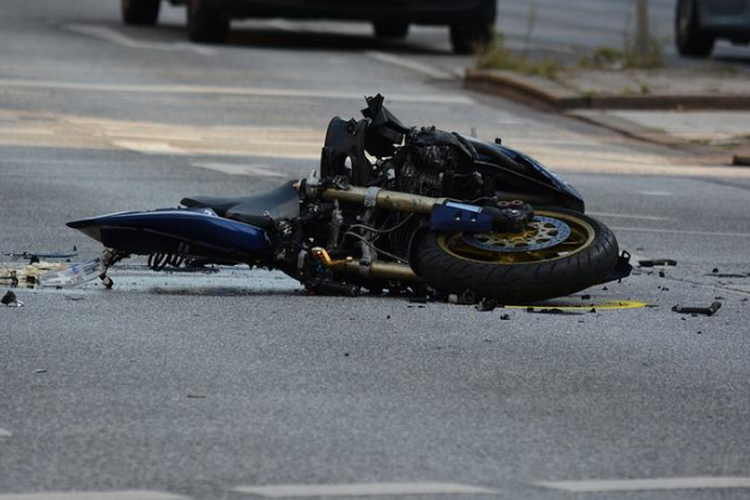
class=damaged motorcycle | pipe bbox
[68,95,631,303]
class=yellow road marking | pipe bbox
[507,300,650,310]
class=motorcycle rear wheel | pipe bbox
[413,209,620,303]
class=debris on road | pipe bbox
[37,258,103,288]
[706,271,750,278]
[638,259,677,268]
[1,261,67,287]
[476,298,500,312]
[671,301,722,317]
[4,250,78,261]
[526,307,584,316]
[1,290,24,307]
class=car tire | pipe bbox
[450,23,493,54]
[373,22,410,39]
[122,0,160,26]
[187,0,229,44]
[676,0,715,57]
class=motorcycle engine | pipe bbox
[392,127,483,198]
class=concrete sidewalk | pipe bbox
[465,66,750,164]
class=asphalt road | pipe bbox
[2,1,750,500]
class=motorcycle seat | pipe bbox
[181,180,300,228]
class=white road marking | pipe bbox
[365,51,455,80]
[192,162,291,178]
[612,227,750,238]
[232,482,497,497]
[0,492,188,500]
[588,212,673,221]
[640,191,672,196]
[0,79,473,105]
[113,141,191,156]
[66,24,216,56]
[0,428,11,438]
[535,477,750,492]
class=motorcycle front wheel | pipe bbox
[413,209,620,303]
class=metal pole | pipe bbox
[636,0,650,64]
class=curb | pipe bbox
[465,68,750,111]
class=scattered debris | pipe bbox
[712,268,719,273]
[1,291,24,307]
[1,291,16,305]
[638,259,677,268]
[476,298,500,312]
[706,272,750,278]
[500,314,511,320]
[672,301,722,317]
[658,271,666,278]
[186,394,206,399]
[4,251,78,260]
[526,307,584,316]
[34,369,47,374]
[101,276,114,289]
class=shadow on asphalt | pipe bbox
[151,21,452,55]
[225,28,451,55]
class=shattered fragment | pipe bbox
[1,291,24,307]
[638,259,677,268]
[526,307,583,316]
[671,302,722,317]
[476,298,499,312]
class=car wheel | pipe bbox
[450,23,492,54]
[675,0,715,57]
[187,0,229,44]
[122,0,160,26]
[373,22,409,39]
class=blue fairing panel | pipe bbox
[67,208,272,261]
[495,144,585,202]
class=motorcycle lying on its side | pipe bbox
[68,95,632,303]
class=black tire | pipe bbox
[676,0,715,57]
[374,21,410,39]
[187,0,229,44]
[450,23,493,54]
[413,209,621,303]
[122,0,160,26]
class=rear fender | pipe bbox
[67,208,274,263]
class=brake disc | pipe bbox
[464,216,571,253]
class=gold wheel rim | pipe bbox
[437,211,596,264]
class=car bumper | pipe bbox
[208,0,495,24]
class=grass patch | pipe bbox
[477,33,560,80]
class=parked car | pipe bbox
[121,0,497,54]
[676,0,750,56]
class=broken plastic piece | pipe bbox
[671,302,722,317]
[638,259,677,267]
[2,291,17,306]
[476,298,499,311]
[38,258,103,288]
[526,307,583,316]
